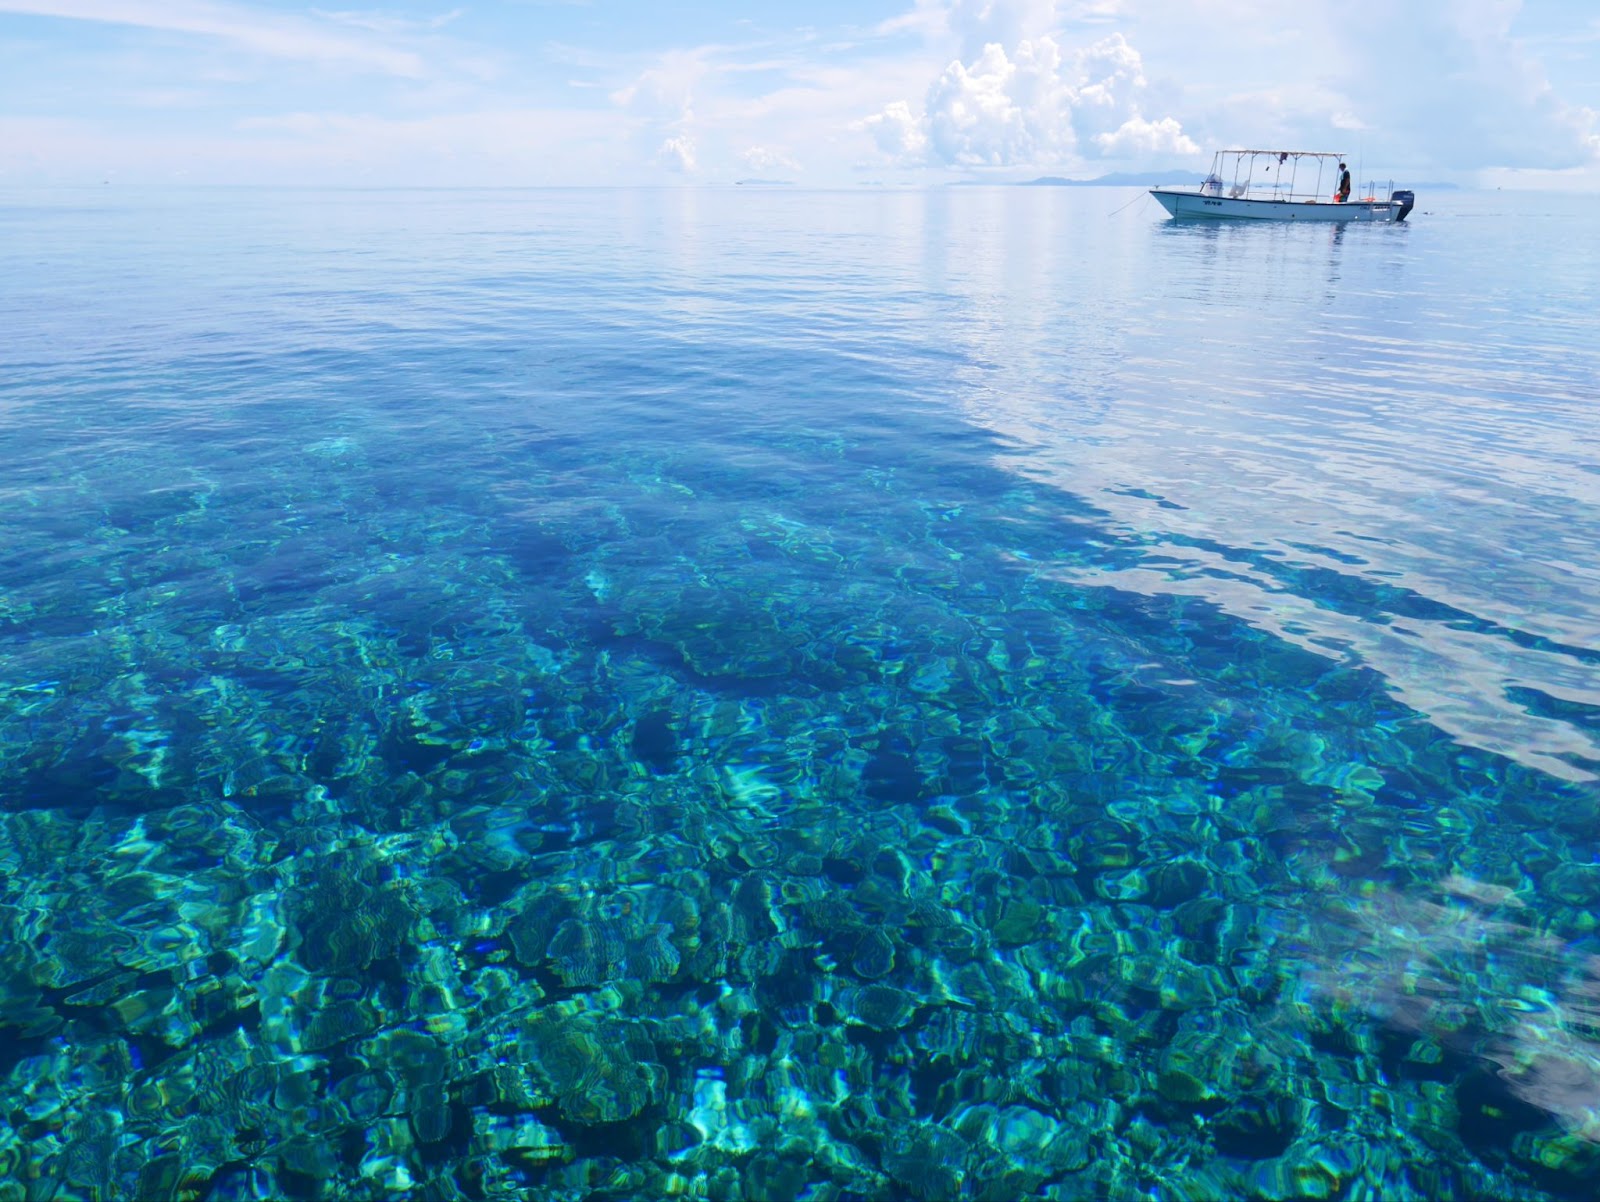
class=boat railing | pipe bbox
[1175,153,1411,214]
[1201,151,1387,205]
[1213,180,1400,204]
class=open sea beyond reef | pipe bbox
[4,184,1600,1202]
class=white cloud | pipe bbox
[657,135,697,173]
[873,1,947,41]
[1118,0,1599,176]
[1314,0,1599,170]
[925,39,1074,166]
[945,0,1060,58]
[612,47,718,173]
[1093,114,1197,156]
[0,0,429,75]
[1059,0,1125,19]
[882,1,1128,54]
[4,0,1596,185]
[607,35,937,179]
[309,8,462,36]
[858,98,931,162]
[855,0,1600,179]
[864,28,1198,170]
[610,47,709,119]
[1072,27,1142,106]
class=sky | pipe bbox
[1,0,1597,187]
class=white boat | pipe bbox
[1150,150,1414,223]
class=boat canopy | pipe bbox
[1200,149,1354,204]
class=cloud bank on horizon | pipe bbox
[1,0,1596,187]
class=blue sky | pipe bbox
[2,1,1597,186]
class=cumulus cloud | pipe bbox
[864,28,1198,169]
[1093,114,1197,156]
[1072,28,1141,109]
[657,135,696,173]
[859,99,930,161]
[925,39,1073,165]
[862,0,1598,177]
[611,48,715,175]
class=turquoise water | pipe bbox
[2,185,1600,1199]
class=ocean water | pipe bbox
[2,184,1599,1199]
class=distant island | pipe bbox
[734,178,794,186]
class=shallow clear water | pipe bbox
[2,185,1600,1199]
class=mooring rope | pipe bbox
[1108,191,1149,216]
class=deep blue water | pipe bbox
[3,186,1600,1199]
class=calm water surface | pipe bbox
[2,186,1600,1199]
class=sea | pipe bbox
[2,185,1599,1200]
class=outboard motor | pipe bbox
[1390,189,1415,222]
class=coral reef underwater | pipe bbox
[4,411,1600,1201]
[3,312,1600,1202]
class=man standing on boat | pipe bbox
[1335,162,1352,203]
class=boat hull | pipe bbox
[1150,189,1402,223]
